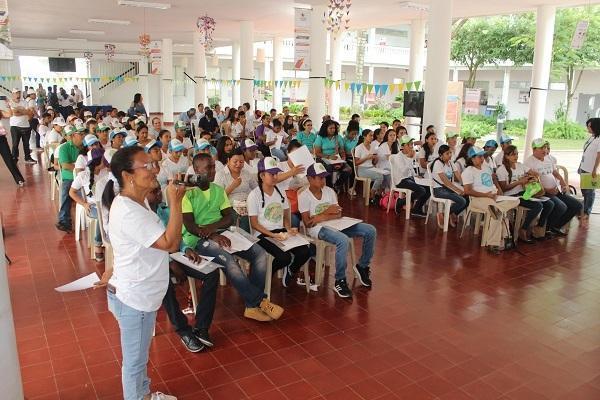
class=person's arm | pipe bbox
[419,157,427,169]
[183,207,234,238]
[437,172,463,194]
[69,186,90,211]
[463,183,496,199]
[592,152,600,178]
[314,145,324,159]
[249,215,279,238]
[552,169,568,192]
[151,183,186,252]
[276,165,304,183]
[498,175,529,193]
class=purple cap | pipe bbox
[257,157,282,174]
[306,163,330,177]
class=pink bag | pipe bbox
[379,191,401,210]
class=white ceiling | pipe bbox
[10,0,600,47]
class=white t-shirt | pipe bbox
[579,136,600,173]
[354,143,378,168]
[390,152,415,185]
[9,99,29,128]
[376,142,392,170]
[214,166,257,203]
[75,154,88,172]
[45,129,62,144]
[524,155,558,191]
[278,161,308,191]
[298,186,338,238]
[71,169,108,203]
[243,159,259,174]
[181,137,193,150]
[496,163,528,196]
[247,186,289,235]
[108,195,169,312]
[418,143,440,163]
[462,165,497,194]
[431,159,455,189]
[483,156,497,172]
[454,158,467,174]
[494,150,504,167]
[161,156,189,180]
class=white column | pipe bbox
[193,31,207,107]
[408,18,426,138]
[367,66,374,84]
[422,0,453,140]
[452,68,459,82]
[0,229,23,400]
[161,38,174,123]
[307,5,328,121]
[525,5,556,158]
[219,66,228,107]
[138,58,150,113]
[501,68,511,106]
[329,31,343,121]
[232,41,241,107]
[273,37,283,112]
[240,21,254,108]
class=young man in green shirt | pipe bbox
[182,153,284,322]
[56,125,83,231]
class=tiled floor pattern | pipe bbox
[2,157,600,400]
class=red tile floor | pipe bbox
[3,158,600,400]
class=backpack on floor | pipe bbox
[379,191,401,210]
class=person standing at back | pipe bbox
[7,88,37,164]
[73,85,84,109]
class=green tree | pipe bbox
[451,16,533,88]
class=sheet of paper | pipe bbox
[414,177,431,187]
[221,230,255,253]
[55,272,99,292]
[170,252,220,274]
[322,157,346,165]
[288,145,315,176]
[496,195,520,202]
[523,196,550,202]
[320,217,362,232]
[370,168,390,176]
[266,234,310,252]
[580,173,600,189]
[273,135,284,150]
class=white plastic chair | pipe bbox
[351,148,372,206]
[95,201,113,271]
[74,201,88,242]
[460,197,490,247]
[388,156,412,218]
[425,163,454,232]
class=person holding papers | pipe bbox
[354,129,386,205]
[497,145,552,242]
[182,153,284,322]
[429,144,468,228]
[463,146,519,253]
[266,119,288,161]
[315,119,352,191]
[390,136,430,218]
[299,163,376,298]
[248,157,311,287]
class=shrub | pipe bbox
[288,103,304,114]
[544,119,587,140]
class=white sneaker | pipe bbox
[151,392,177,400]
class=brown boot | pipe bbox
[259,299,284,320]
[244,307,272,322]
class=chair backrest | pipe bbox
[427,161,443,202]
[95,200,109,245]
[556,165,569,184]
[351,147,362,178]
[388,154,398,191]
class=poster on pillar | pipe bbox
[149,41,162,75]
[445,81,463,133]
[0,0,13,60]
[294,8,311,71]
[464,88,481,115]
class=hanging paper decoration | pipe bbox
[83,51,93,66]
[104,44,116,62]
[196,14,216,51]
[139,33,151,58]
[322,0,352,35]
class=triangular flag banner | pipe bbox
[350,83,356,93]
[398,83,404,93]
[356,83,362,93]
[374,84,381,95]
[335,81,340,90]
[381,84,389,95]
[406,82,413,91]
[414,81,421,91]
[367,84,374,93]
[344,82,350,91]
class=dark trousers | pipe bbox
[0,135,24,184]
[397,177,431,213]
[257,229,311,273]
[30,118,40,148]
[518,196,554,229]
[10,126,32,161]
[547,193,583,229]
[161,265,219,336]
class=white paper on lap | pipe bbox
[320,217,362,231]
[266,234,310,251]
[221,230,255,253]
[170,252,220,274]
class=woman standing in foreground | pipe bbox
[101,146,185,400]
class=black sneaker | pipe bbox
[180,332,205,353]
[550,228,567,237]
[25,158,37,164]
[411,210,427,218]
[192,328,214,347]
[55,223,71,232]
[334,279,352,298]
[353,265,372,287]
[282,266,295,288]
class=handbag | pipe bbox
[379,191,401,210]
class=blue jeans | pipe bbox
[581,188,595,215]
[194,239,267,308]
[58,179,73,226]
[88,204,103,246]
[107,291,156,400]
[357,166,384,191]
[318,223,376,281]
[271,147,287,161]
[433,187,468,215]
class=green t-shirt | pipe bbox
[341,134,358,155]
[296,130,317,151]
[58,141,82,181]
[314,134,341,157]
[181,183,231,249]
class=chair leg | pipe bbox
[75,207,82,241]
[264,255,273,299]
[474,213,482,236]
[460,210,471,238]
[443,205,451,232]
[302,262,311,293]
[405,192,412,220]
[480,213,490,247]
[188,277,198,314]
[219,270,227,286]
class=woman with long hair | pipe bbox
[353,129,386,204]
[128,93,147,118]
[418,131,438,170]
[215,135,234,171]
[315,119,351,191]
[579,118,600,227]
[376,129,399,171]
[136,123,152,148]
[430,144,468,228]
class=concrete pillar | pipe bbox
[452,68,459,82]
[422,0,453,140]
[138,58,149,113]
[232,41,241,107]
[273,36,283,112]
[219,66,228,108]
[525,5,556,158]
[161,38,174,123]
[240,21,255,108]
[368,66,374,84]
[329,31,343,121]
[408,18,426,138]
[501,68,511,107]
[307,5,328,121]
[193,30,207,107]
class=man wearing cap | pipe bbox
[45,117,66,145]
[494,134,513,166]
[174,121,193,153]
[182,153,284,322]
[483,139,499,171]
[75,133,101,175]
[56,125,84,232]
[37,112,53,148]
[96,123,111,149]
[179,108,197,135]
[25,88,42,151]
[299,163,376,298]
[446,131,460,158]
[109,128,126,151]
[524,139,582,235]
[7,88,37,164]
[391,136,430,217]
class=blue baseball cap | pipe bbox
[499,134,513,144]
[169,139,186,152]
[123,137,139,147]
[484,139,498,148]
[110,129,127,140]
[195,138,211,151]
[467,146,486,158]
[83,133,99,147]
[144,139,161,153]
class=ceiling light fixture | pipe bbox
[88,18,131,25]
[293,3,312,10]
[69,29,105,35]
[118,1,171,10]
[397,1,429,11]
[57,37,88,42]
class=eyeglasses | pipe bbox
[132,162,158,171]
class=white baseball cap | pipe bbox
[11,88,21,93]
[52,117,67,127]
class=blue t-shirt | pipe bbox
[341,134,358,155]
[296,130,317,151]
[314,135,341,157]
